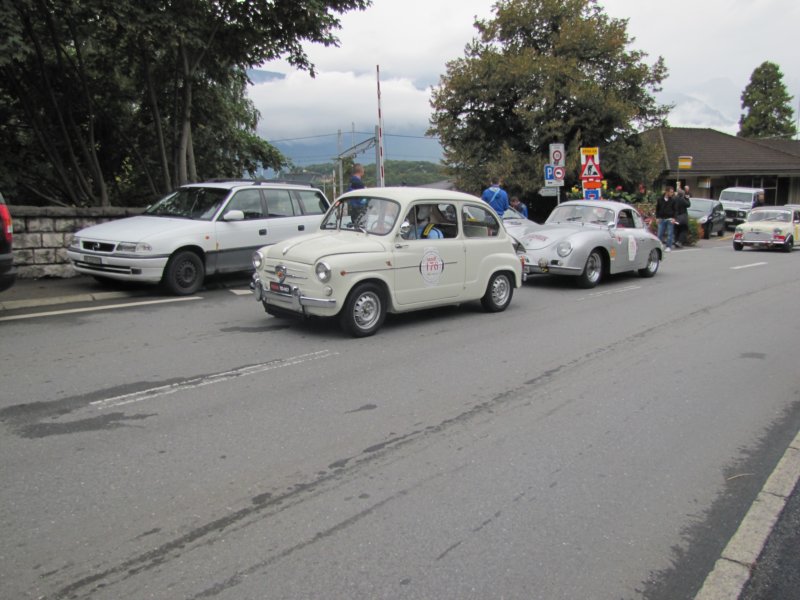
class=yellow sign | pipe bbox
[580,147,599,165]
[678,155,693,169]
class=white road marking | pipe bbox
[0,297,202,322]
[731,262,768,270]
[229,289,252,296]
[90,350,338,409]
[578,285,641,301]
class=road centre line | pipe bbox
[731,262,768,270]
[90,350,338,409]
[578,285,640,301]
[0,296,202,322]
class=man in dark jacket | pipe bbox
[673,189,691,247]
[655,186,676,251]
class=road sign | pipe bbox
[580,157,603,179]
[549,143,565,167]
[678,155,693,169]
[544,164,564,187]
[583,188,601,200]
[553,165,566,180]
[544,164,554,179]
[582,179,602,189]
[539,187,559,197]
[580,147,599,165]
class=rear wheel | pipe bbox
[576,250,602,288]
[733,241,743,251]
[638,248,660,278]
[481,272,513,312]
[339,282,386,337]
[163,250,204,295]
[783,236,793,253]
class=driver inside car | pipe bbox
[405,205,443,239]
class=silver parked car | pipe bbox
[520,200,663,288]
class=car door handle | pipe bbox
[259,229,267,236]
[298,224,305,231]
[395,243,409,249]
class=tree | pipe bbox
[428,0,669,200]
[738,61,797,139]
[0,0,371,206]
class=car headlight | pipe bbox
[69,236,81,249]
[315,261,331,282]
[116,242,153,253]
[699,216,708,224]
[252,250,264,270]
[556,241,573,257]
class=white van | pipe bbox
[718,187,764,228]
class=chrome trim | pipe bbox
[265,285,337,310]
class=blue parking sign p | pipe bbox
[544,165,555,180]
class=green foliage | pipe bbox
[0,0,370,206]
[738,61,798,139]
[428,0,669,200]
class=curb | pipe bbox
[694,429,800,599]
[0,291,141,312]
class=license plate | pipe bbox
[270,281,291,294]
[83,255,102,265]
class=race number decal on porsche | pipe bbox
[627,236,638,261]
[419,247,445,286]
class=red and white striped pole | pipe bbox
[376,65,385,187]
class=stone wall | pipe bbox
[10,205,143,278]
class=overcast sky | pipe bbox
[249,0,800,164]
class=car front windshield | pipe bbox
[688,199,714,214]
[546,204,614,225]
[502,207,525,220]
[144,187,230,220]
[747,209,791,223]
[321,196,400,235]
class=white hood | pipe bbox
[75,215,210,242]
[267,231,388,264]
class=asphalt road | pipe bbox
[1,239,799,600]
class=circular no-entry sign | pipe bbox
[553,166,566,180]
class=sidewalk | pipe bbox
[0,275,148,311]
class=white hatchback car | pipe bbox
[67,180,329,294]
[251,187,524,337]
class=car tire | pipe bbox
[340,282,386,337]
[733,241,743,251]
[783,236,793,253]
[638,248,660,278]
[481,271,513,312]
[163,250,204,295]
[575,250,603,288]
[703,225,711,240]
[717,227,725,237]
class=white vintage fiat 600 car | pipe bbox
[251,187,524,337]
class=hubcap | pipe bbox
[353,292,381,330]
[492,276,510,306]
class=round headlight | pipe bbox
[556,241,573,257]
[252,250,263,270]
[315,261,331,282]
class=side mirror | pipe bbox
[223,209,244,222]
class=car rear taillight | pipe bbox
[0,204,12,244]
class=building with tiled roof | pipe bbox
[642,127,800,204]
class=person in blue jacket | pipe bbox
[481,177,509,215]
[510,196,528,218]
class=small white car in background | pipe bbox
[252,187,524,337]
[67,180,329,294]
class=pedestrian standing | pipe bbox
[481,177,509,215]
[673,189,691,247]
[656,186,676,251]
[348,163,366,191]
[510,196,528,218]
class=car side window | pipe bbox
[225,189,265,220]
[631,210,644,229]
[296,190,328,215]
[462,205,500,237]
[617,210,634,228]
[265,189,296,217]
[402,203,454,240]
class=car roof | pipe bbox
[721,186,764,192]
[181,180,320,191]
[556,199,634,211]
[337,186,483,204]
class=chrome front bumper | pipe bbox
[252,274,336,311]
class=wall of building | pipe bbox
[9,205,143,278]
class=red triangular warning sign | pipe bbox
[580,157,603,180]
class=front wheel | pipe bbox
[163,250,204,295]
[783,236,793,253]
[481,272,513,312]
[638,248,660,278]
[340,282,386,337]
[575,250,603,288]
[733,241,743,251]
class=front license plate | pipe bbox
[270,281,291,294]
[83,255,102,265]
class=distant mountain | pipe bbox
[247,69,285,84]
[658,77,743,134]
